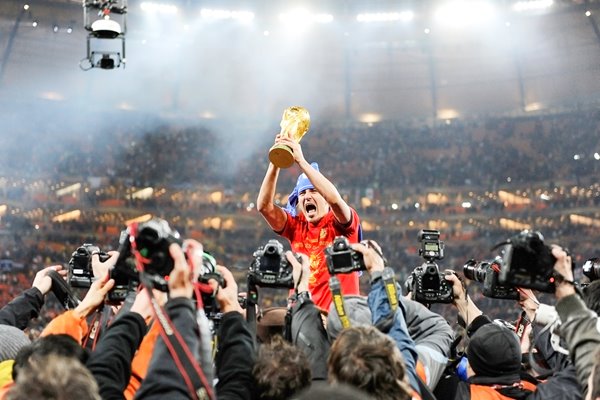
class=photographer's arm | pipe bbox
[0,265,65,329]
[444,273,483,328]
[210,266,255,400]
[86,289,151,400]
[257,161,287,232]
[41,273,114,341]
[279,137,352,224]
[352,241,420,393]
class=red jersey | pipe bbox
[279,208,361,310]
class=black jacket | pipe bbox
[290,297,330,381]
[0,287,44,329]
[86,311,147,400]
[215,311,256,400]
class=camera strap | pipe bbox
[329,275,351,328]
[514,311,530,344]
[382,267,399,312]
[246,279,258,339]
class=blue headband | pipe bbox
[285,162,319,217]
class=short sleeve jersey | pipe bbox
[279,208,361,310]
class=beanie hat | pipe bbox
[467,323,522,377]
[285,162,319,217]
[0,325,30,386]
[257,307,287,344]
[0,325,30,362]
[326,296,372,341]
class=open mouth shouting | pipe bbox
[304,201,318,219]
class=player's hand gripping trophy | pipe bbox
[268,106,311,168]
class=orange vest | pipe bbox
[41,310,159,400]
[470,380,537,400]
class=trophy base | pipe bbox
[269,145,294,169]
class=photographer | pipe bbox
[551,247,600,397]
[257,135,362,311]
[41,248,161,400]
[288,251,331,381]
[351,240,420,395]
[435,267,581,400]
[0,265,66,330]
[40,251,119,344]
[132,242,254,400]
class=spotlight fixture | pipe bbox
[32,20,38,27]
[67,26,73,33]
[80,0,127,70]
[53,24,59,33]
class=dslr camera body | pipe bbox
[409,230,453,304]
[196,251,225,318]
[68,244,110,288]
[249,239,296,289]
[463,257,519,300]
[109,218,181,302]
[325,236,365,275]
[495,230,557,293]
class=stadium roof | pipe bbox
[0,0,599,122]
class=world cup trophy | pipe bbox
[269,106,311,169]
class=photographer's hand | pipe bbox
[444,271,482,325]
[73,273,115,319]
[351,240,385,274]
[518,288,539,322]
[209,266,243,314]
[182,239,204,284]
[32,265,66,295]
[130,288,155,321]
[288,251,310,293]
[552,246,576,300]
[91,251,119,281]
[168,243,193,299]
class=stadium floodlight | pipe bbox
[513,0,553,12]
[200,8,255,22]
[434,1,496,28]
[80,0,127,70]
[140,2,178,14]
[279,8,334,33]
[356,11,414,23]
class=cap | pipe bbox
[467,323,522,377]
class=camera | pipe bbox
[583,258,600,282]
[409,263,454,304]
[325,236,365,275]
[109,218,181,302]
[67,244,110,288]
[196,251,225,318]
[494,231,557,293]
[409,230,453,304]
[463,258,519,300]
[249,239,296,289]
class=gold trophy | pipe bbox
[269,106,311,168]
